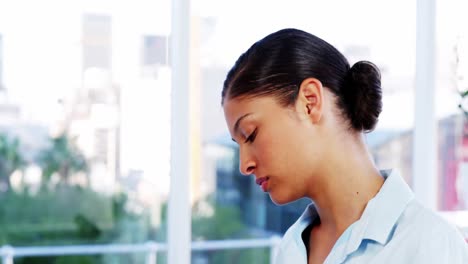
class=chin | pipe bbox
[269,192,299,206]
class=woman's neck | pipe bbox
[308,134,384,235]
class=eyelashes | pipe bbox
[244,128,258,143]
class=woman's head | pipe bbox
[222,28,382,204]
[222,28,382,132]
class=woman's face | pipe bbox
[223,93,326,205]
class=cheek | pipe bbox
[250,129,272,158]
[254,125,303,172]
[257,136,309,204]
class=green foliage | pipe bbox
[74,214,102,239]
[0,186,113,246]
[192,203,245,240]
[0,130,158,263]
[54,255,99,264]
[0,131,89,193]
[17,255,100,264]
[1,191,272,264]
[207,248,270,264]
[1,186,153,264]
[190,200,269,264]
[37,133,88,184]
[0,133,26,190]
[459,90,468,119]
[155,197,269,264]
[0,130,271,263]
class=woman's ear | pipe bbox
[296,78,324,124]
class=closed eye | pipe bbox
[244,128,258,143]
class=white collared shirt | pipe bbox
[274,169,468,264]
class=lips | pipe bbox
[255,177,269,192]
[255,177,267,185]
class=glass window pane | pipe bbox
[0,1,171,263]
[189,0,468,262]
[436,0,468,211]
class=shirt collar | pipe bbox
[345,169,415,253]
[292,169,414,257]
[294,203,319,248]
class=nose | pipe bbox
[239,147,256,176]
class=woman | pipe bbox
[221,28,468,263]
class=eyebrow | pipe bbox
[231,113,252,142]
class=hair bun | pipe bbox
[343,61,382,132]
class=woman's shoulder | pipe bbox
[401,200,462,234]
[396,200,468,254]
[371,200,468,263]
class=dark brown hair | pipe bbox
[222,28,382,132]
